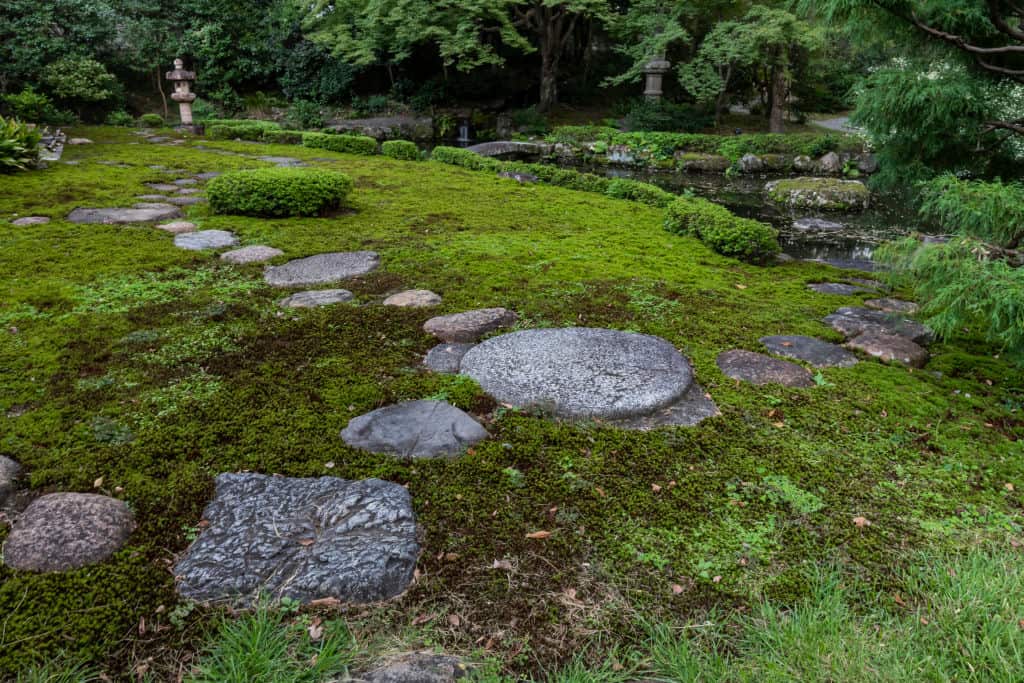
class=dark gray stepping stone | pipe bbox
[793,217,843,231]
[174,473,419,607]
[460,327,693,420]
[0,456,21,508]
[173,178,198,186]
[354,652,471,683]
[423,343,475,374]
[864,298,919,314]
[341,400,488,459]
[144,136,169,143]
[177,188,201,195]
[10,216,50,226]
[2,493,134,572]
[846,331,928,367]
[258,155,305,166]
[136,194,169,201]
[610,380,719,430]
[145,183,179,192]
[278,289,354,308]
[67,206,183,224]
[194,171,221,180]
[807,283,870,295]
[760,335,859,368]
[423,308,517,343]
[220,245,283,264]
[823,306,932,345]
[384,290,442,308]
[168,196,207,206]
[264,251,380,287]
[133,202,177,210]
[717,350,814,387]
[174,230,238,251]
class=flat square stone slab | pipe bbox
[342,400,488,458]
[174,473,420,606]
[265,252,380,287]
[174,230,239,251]
[278,289,354,308]
[760,335,859,368]
[67,206,183,224]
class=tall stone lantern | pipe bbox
[642,57,671,101]
[166,58,200,133]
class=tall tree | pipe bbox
[603,0,692,88]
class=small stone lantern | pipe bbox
[166,58,200,133]
[642,57,671,101]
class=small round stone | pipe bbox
[717,350,814,387]
[157,221,197,234]
[2,493,134,572]
[423,343,475,374]
[423,308,517,343]
[220,245,284,264]
[341,400,488,459]
[846,330,929,367]
[278,289,354,308]
[174,230,239,251]
[459,327,693,419]
[11,216,50,226]
[384,289,442,308]
[265,252,380,287]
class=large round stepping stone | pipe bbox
[11,216,50,226]
[864,298,919,314]
[2,493,134,572]
[157,221,196,234]
[341,400,488,458]
[717,350,814,387]
[0,456,21,507]
[384,290,442,308]
[760,335,859,368]
[174,230,238,251]
[67,206,183,224]
[423,308,517,343]
[460,327,693,419]
[278,289,354,308]
[823,306,932,345]
[174,473,419,606]
[423,343,475,374]
[220,245,283,264]
[846,330,928,367]
[807,283,871,295]
[265,252,380,287]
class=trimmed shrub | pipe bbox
[431,146,502,172]
[263,129,304,145]
[382,140,421,161]
[665,196,779,263]
[138,113,163,128]
[207,123,266,141]
[207,168,353,217]
[605,178,676,208]
[202,118,281,131]
[105,110,134,126]
[302,132,378,155]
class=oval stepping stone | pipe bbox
[168,196,207,206]
[0,456,21,507]
[423,343,475,374]
[823,306,932,345]
[177,187,201,195]
[265,252,380,287]
[460,327,693,419]
[278,289,354,308]
[195,171,221,180]
[423,308,517,343]
[258,155,305,166]
[134,202,176,210]
[145,183,179,192]
[717,350,814,387]
[807,283,870,295]
[136,194,170,201]
[864,298,919,314]
[384,289,442,308]
[67,206,183,224]
[342,400,488,459]
[358,652,471,683]
[2,493,134,572]
[157,221,197,234]
[68,138,93,145]
[10,216,50,226]
[760,335,859,368]
[174,473,419,606]
[173,178,198,186]
[846,331,928,367]
[174,230,238,251]
[220,245,284,264]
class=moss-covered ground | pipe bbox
[1,126,1021,679]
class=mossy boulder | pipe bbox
[765,177,870,211]
[677,153,731,173]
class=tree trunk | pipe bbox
[538,46,559,112]
[155,67,169,119]
[769,65,786,133]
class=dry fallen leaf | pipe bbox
[671,584,684,594]
[526,530,552,540]
[893,593,907,607]
[492,559,513,571]
[412,613,435,626]
[448,614,462,627]
[735,284,748,290]
[297,538,315,547]
[651,484,662,493]
[712,575,722,583]
[308,618,324,641]
[93,477,104,489]
[594,486,606,497]
[853,516,871,528]
[444,552,460,562]
[1005,483,1015,492]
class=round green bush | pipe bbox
[381,140,421,161]
[665,196,779,263]
[138,113,163,127]
[207,168,354,217]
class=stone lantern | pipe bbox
[642,57,671,101]
[166,58,200,133]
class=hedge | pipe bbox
[206,123,266,141]
[138,113,163,128]
[302,132,378,155]
[430,146,503,171]
[202,119,281,131]
[605,178,676,208]
[263,129,304,145]
[207,168,353,217]
[665,196,779,263]
[381,140,421,161]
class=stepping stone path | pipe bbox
[278,289,354,308]
[146,183,179,192]
[807,282,874,295]
[459,327,701,422]
[846,330,929,368]
[2,493,134,572]
[717,350,814,387]
[793,217,843,231]
[265,251,380,287]
[174,473,419,606]
[67,206,183,224]
[760,335,859,368]
[220,245,283,264]
[341,400,488,459]
[10,216,50,226]
[423,308,517,343]
[424,343,475,374]
[157,221,196,234]
[174,230,238,251]
[0,456,21,507]
[823,306,932,345]
[353,652,471,683]
[384,289,442,308]
[865,298,919,314]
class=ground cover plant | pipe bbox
[0,126,1022,680]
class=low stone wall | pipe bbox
[326,115,434,141]
[464,140,554,161]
